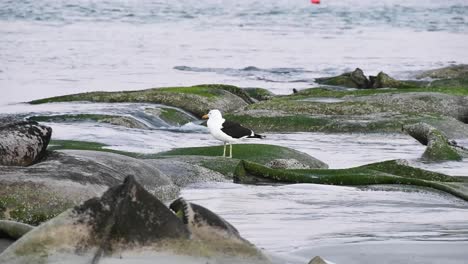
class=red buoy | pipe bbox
[311,0,320,4]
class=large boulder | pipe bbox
[0,121,52,166]
[0,176,270,264]
[0,150,178,225]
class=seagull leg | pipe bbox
[223,142,226,157]
[229,143,233,158]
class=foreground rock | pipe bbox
[0,121,52,166]
[308,256,329,264]
[0,220,33,240]
[403,123,466,161]
[0,176,270,264]
[0,150,177,225]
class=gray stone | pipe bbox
[416,64,468,79]
[0,220,33,240]
[308,256,328,264]
[350,68,369,88]
[0,121,52,166]
[0,176,270,264]
[0,150,178,225]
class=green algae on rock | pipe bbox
[157,107,197,126]
[156,144,328,169]
[315,68,416,89]
[416,64,468,79]
[227,85,468,134]
[30,84,253,117]
[403,123,464,161]
[234,159,468,201]
[243,87,275,101]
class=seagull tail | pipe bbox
[249,133,266,139]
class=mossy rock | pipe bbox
[423,130,462,161]
[234,160,468,201]
[416,64,468,79]
[28,114,149,129]
[243,88,275,101]
[295,86,468,98]
[0,184,74,226]
[315,72,359,88]
[227,86,468,133]
[30,84,252,117]
[429,77,468,89]
[158,107,196,126]
[156,144,328,170]
[315,69,417,89]
[403,122,463,161]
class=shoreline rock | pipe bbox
[0,176,270,264]
[0,121,52,166]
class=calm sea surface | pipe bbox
[1,0,468,103]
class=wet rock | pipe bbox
[30,84,252,117]
[0,220,33,240]
[143,158,227,187]
[371,71,403,88]
[244,87,275,101]
[229,90,468,135]
[28,114,150,129]
[350,68,369,88]
[0,150,178,225]
[145,107,197,126]
[0,176,270,264]
[315,69,361,88]
[170,197,251,245]
[0,121,52,166]
[234,160,468,201]
[156,144,329,173]
[266,159,311,169]
[403,123,463,161]
[316,69,411,89]
[308,256,328,264]
[416,64,468,79]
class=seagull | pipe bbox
[202,109,265,158]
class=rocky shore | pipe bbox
[1,65,467,263]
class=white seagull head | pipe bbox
[202,109,223,120]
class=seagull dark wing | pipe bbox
[221,120,253,139]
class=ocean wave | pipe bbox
[174,65,314,83]
[0,0,466,32]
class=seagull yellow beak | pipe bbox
[202,114,209,119]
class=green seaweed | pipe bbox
[294,86,468,98]
[234,160,468,201]
[422,130,463,161]
[155,144,323,167]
